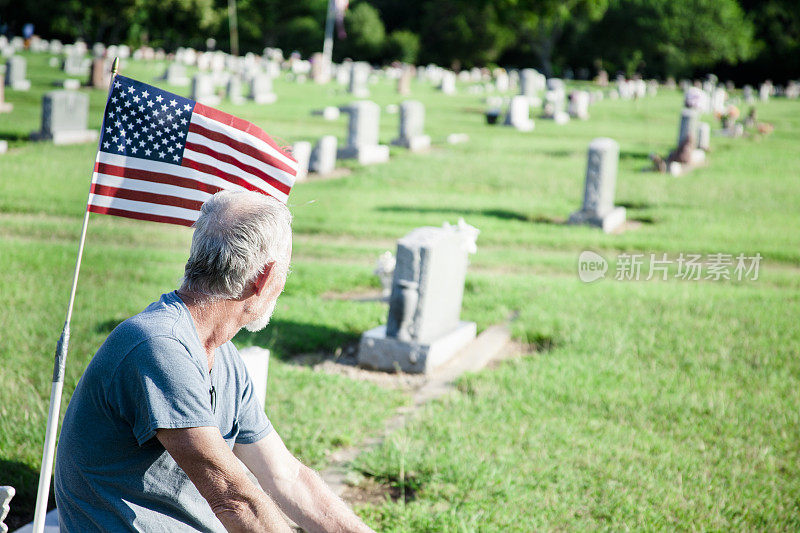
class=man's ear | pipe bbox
[252,262,275,296]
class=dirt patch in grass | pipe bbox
[342,475,419,506]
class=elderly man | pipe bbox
[55,190,373,532]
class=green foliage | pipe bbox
[384,30,420,64]
[584,0,755,78]
[280,16,324,57]
[334,2,385,63]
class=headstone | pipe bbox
[92,42,106,58]
[191,74,220,105]
[0,78,12,112]
[63,51,89,76]
[595,69,609,87]
[337,100,389,164]
[397,66,413,95]
[697,122,711,151]
[391,100,431,151]
[495,70,509,93]
[226,76,244,104]
[677,108,699,150]
[743,85,754,104]
[1,486,15,533]
[309,135,337,176]
[568,90,590,120]
[0,141,7,154]
[248,73,277,104]
[711,87,726,114]
[568,137,626,233]
[291,141,312,181]
[358,222,479,373]
[31,90,98,144]
[520,69,544,99]
[4,56,31,90]
[543,89,568,123]
[88,58,110,89]
[759,81,772,102]
[163,63,190,86]
[348,62,370,98]
[311,106,340,120]
[504,96,535,132]
[310,52,330,84]
[439,71,456,95]
[237,347,269,410]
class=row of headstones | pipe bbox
[291,99,431,181]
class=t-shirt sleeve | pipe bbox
[234,356,272,445]
[108,336,217,446]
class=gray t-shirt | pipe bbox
[54,291,272,532]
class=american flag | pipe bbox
[89,75,297,227]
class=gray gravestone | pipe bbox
[248,73,276,104]
[164,63,189,86]
[568,90,590,120]
[520,68,544,99]
[191,74,220,105]
[504,96,534,131]
[358,224,478,373]
[439,71,456,95]
[291,141,312,182]
[568,137,626,233]
[63,51,89,77]
[31,90,98,144]
[0,77,12,112]
[337,100,389,164]
[4,56,30,90]
[697,122,711,151]
[391,100,431,151]
[677,108,698,150]
[309,135,337,176]
[226,76,244,104]
[348,62,370,98]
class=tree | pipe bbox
[582,0,755,78]
[334,1,386,62]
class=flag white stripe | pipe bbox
[182,148,290,203]
[191,113,299,172]
[185,131,296,188]
[88,193,201,221]
[92,173,214,203]
[96,152,251,195]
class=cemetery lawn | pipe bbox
[1,51,799,530]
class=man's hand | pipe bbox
[156,426,292,533]
[234,431,375,533]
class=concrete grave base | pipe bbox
[568,206,626,233]
[509,120,534,132]
[391,135,431,152]
[337,144,389,165]
[31,129,99,145]
[253,93,277,104]
[358,321,477,374]
[10,80,31,91]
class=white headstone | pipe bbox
[337,100,389,164]
[309,135,337,176]
[504,96,534,132]
[248,73,276,104]
[291,141,312,182]
[568,137,626,233]
[391,100,431,151]
[191,74,220,105]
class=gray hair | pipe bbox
[181,190,292,299]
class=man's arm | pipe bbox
[156,426,292,533]
[234,431,374,533]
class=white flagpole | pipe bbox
[31,57,120,533]
[321,0,336,79]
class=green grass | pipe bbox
[1,50,799,530]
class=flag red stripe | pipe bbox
[94,161,224,195]
[184,142,292,195]
[91,183,205,211]
[181,156,265,194]
[192,102,296,163]
[188,122,296,176]
[87,204,195,227]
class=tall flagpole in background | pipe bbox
[228,0,239,56]
[31,56,120,533]
[321,0,336,81]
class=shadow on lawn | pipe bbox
[0,458,54,531]
[234,318,359,361]
[376,205,565,225]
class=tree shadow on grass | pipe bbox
[375,205,564,225]
[234,318,359,361]
[0,458,54,531]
